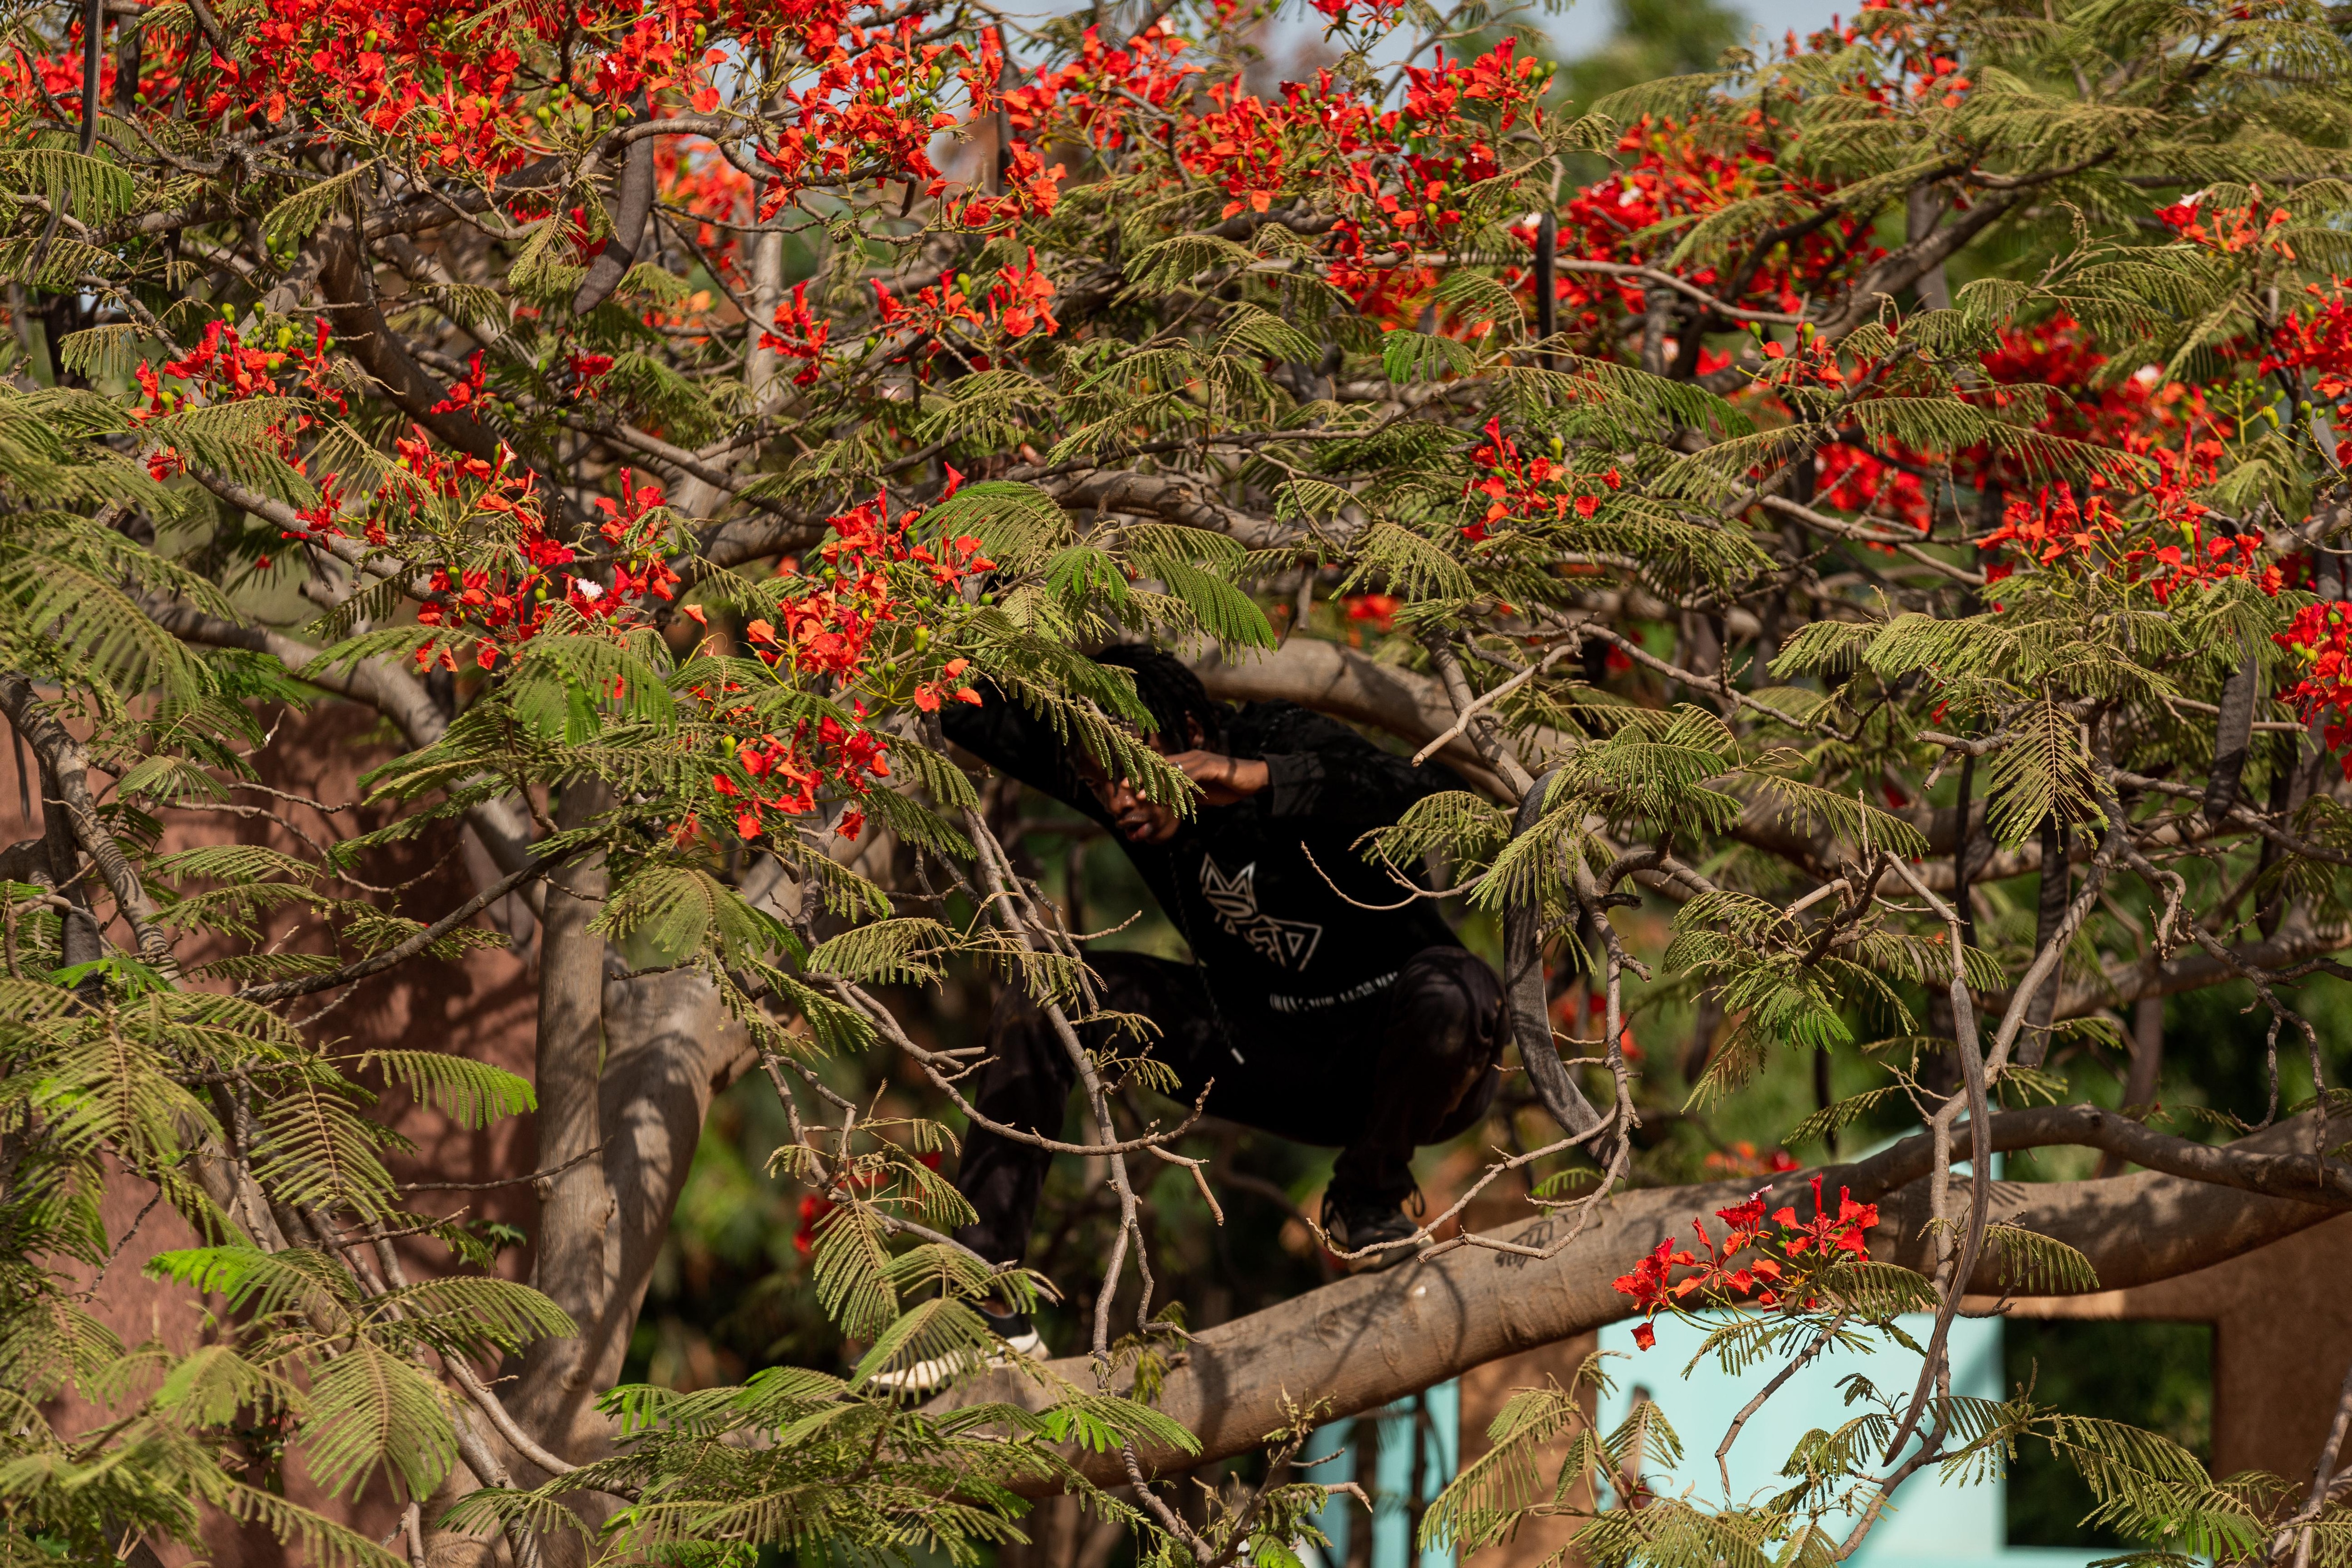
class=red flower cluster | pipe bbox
[1756,330,1853,388]
[586,471,687,612]
[240,0,532,169]
[430,350,490,416]
[135,319,343,481]
[984,250,1060,339]
[760,282,833,389]
[2156,189,2296,257]
[2120,455,2278,605]
[747,496,982,681]
[2279,604,2352,775]
[1611,1176,1878,1350]
[1461,417,1621,541]
[713,706,886,840]
[1182,80,1308,222]
[712,495,992,842]
[398,446,592,672]
[1977,482,2125,578]
[761,16,1005,223]
[2263,282,2352,467]
[1812,441,1930,530]
[0,17,195,131]
[1002,19,1197,154]
[1528,120,1880,334]
[1975,438,2278,604]
[1774,1179,1879,1260]
[1964,314,2193,495]
[1003,28,1543,319]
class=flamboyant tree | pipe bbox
[9,0,2352,1560]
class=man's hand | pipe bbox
[1164,750,1270,807]
[1090,750,1269,842]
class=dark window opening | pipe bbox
[2004,1319,2214,1549]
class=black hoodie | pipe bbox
[943,688,1466,1021]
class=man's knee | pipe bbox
[1382,947,1506,1136]
[1390,947,1505,1065]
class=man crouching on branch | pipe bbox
[941,644,1508,1353]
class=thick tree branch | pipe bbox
[1838,1104,2352,1208]
[2050,921,2352,1019]
[1031,468,1304,552]
[1813,188,2030,341]
[1187,637,1514,796]
[175,462,445,609]
[141,594,446,744]
[938,1132,2337,1489]
[317,221,513,470]
[138,595,539,879]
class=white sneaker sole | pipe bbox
[870,1329,1048,1394]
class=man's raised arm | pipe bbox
[939,681,1087,806]
[1246,708,1470,827]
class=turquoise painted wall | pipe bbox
[1595,1313,2103,1568]
[1300,1160,2113,1568]
[1295,1311,2110,1568]
[1302,1381,1462,1568]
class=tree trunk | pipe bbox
[2019,813,2068,1068]
[428,786,748,1559]
[506,780,613,1562]
[2096,996,2167,1179]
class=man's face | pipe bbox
[1079,720,1196,844]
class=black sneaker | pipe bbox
[1321,1190,1421,1273]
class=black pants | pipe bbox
[951,946,1506,1267]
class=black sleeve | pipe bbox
[939,681,1101,819]
[1240,705,1469,827]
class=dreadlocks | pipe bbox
[1092,645,1230,750]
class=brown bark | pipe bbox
[317,222,510,468]
[570,95,656,318]
[1035,467,1297,551]
[1838,1105,2350,1206]
[1187,637,1510,795]
[508,780,614,1473]
[470,782,748,1554]
[2018,814,2069,1068]
[939,1118,2343,1489]
[2097,995,2165,1178]
[578,964,750,1434]
[143,595,450,753]
[0,673,172,969]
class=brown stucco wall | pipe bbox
[6,700,542,1562]
[1993,1211,2352,1479]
